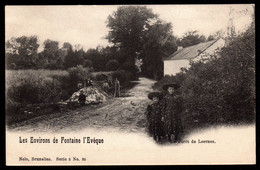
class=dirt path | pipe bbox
[8,77,156,133]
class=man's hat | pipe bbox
[148,92,164,100]
[162,83,180,91]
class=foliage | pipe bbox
[207,30,226,41]
[106,6,158,75]
[83,47,106,71]
[5,6,178,80]
[106,6,179,79]
[41,39,61,69]
[53,65,92,100]
[177,31,206,48]
[106,59,120,71]
[64,49,84,69]
[6,67,91,115]
[107,6,157,52]
[62,42,73,51]
[113,69,137,86]
[67,65,91,82]
[5,35,39,69]
[83,59,93,68]
[142,21,177,79]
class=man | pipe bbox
[114,78,120,97]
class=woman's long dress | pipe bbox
[146,103,164,138]
[161,94,183,138]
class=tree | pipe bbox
[106,6,158,71]
[106,59,120,71]
[5,35,39,69]
[83,60,93,68]
[207,30,225,41]
[35,52,49,69]
[177,31,206,48]
[62,42,73,52]
[42,39,60,69]
[142,21,177,79]
[83,47,106,71]
[207,35,215,41]
[5,52,19,69]
[64,49,84,69]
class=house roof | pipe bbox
[164,39,219,60]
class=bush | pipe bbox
[67,65,91,82]
[91,72,111,81]
[106,59,120,71]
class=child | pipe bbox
[161,83,183,143]
[86,78,93,88]
[147,92,164,143]
[103,80,110,93]
[78,90,86,106]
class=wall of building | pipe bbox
[164,59,190,76]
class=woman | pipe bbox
[161,83,183,143]
[146,92,164,143]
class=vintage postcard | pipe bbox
[5,4,255,165]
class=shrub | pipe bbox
[91,73,110,81]
[67,65,91,82]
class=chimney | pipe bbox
[177,46,183,51]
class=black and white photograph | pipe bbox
[5,4,255,165]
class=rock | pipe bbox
[67,87,108,104]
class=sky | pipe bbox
[5,5,254,51]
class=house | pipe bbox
[163,38,225,76]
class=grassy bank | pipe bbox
[5,68,137,126]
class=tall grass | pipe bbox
[6,69,69,105]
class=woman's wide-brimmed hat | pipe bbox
[148,92,164,100]
[162,83,180,91]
